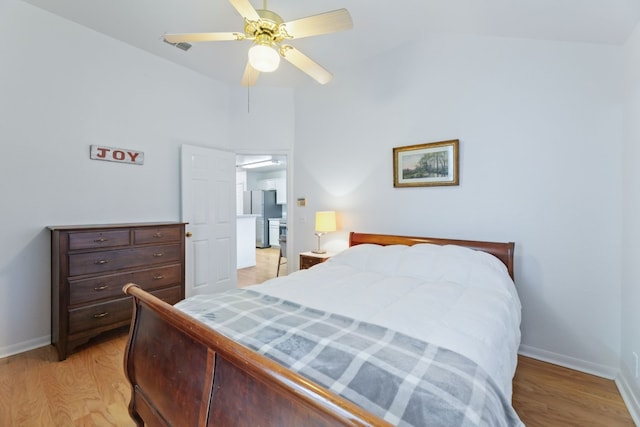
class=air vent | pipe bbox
[163,38,192,51]
[176,42,192,51]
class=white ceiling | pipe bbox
[24,0,640,88]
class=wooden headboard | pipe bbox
[349,232,515,280]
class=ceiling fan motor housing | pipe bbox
[245,9,289,45]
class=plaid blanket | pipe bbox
[177,289,523,427]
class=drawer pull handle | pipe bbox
[153,232,163,238]
[94,285,109,291]
[95,259,109,265]
[152,253,164,257]
[93,312,109,319]
[94,237,108,243]
[153,275,165,280]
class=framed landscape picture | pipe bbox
[393,139,459,187]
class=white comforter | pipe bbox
[247,243,522,399]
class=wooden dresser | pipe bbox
[49,222,186,360]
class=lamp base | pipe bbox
[313,232,326,254]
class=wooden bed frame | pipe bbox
[122,232,515,426]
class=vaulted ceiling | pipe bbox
[24,0,640,87]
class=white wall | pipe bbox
[621,21,640,419]
[0,0,232,356]
[229,86,295,152]
[293,33,624,376]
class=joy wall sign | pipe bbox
[90,145,144,165]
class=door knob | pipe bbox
[185,231,193,238]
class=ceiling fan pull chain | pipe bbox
[247,85,251,113]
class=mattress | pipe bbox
[247,243,522,399]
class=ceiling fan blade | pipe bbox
[282,9,353,39]
[241,61,260,87]
[229,0,260,21]
[164,32,243,43]
[280,45,333,85]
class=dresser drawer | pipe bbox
[69,285,181,334]
[134,226,182,245]
[129,265,182,295]
[68,244,181,276]
[69,264,182,305]
[68,296,132,335]
[68,229,130,250]
[68,286,183,335]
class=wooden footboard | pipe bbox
[122,283,390,427]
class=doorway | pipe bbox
[235,153,289,286]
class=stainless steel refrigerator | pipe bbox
[243,190,282,248]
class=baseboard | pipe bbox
[0,335,50,360]
[518,344,617,379]
[616,366,640,426]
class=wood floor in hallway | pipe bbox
[237,246,285,287]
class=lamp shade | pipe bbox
[248,44,280,72]
[315,211,337,233]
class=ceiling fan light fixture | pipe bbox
[248,43,280,72]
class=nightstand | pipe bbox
[299,251,332,270]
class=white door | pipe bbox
[181,145,237,297]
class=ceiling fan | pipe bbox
[164,0,353,86]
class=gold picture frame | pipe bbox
[393,139,459,187]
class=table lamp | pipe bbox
[312,211,336,254]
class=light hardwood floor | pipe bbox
[0,329,134,426]
[513,356,635,426]
[2,336,635,426]
[1,249,635,426]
